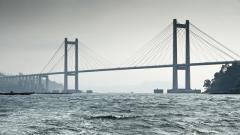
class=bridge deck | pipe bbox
[1,60,239,78]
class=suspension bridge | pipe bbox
[0,19,239,93]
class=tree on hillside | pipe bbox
[203,62,240,94]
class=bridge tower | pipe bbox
[64,38,79,91]
[172,19,191,91]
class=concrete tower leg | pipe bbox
[185,20,191,90]
[172,19,178,91]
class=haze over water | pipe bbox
[1,93,240,135]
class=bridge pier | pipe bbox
[185,20,191,90]
[38,75,42,91]
[63,38,79,93]
[29,76,33,91]
[25,76,30,91]
[34,76,39,91]
[45,76,49,92]
[39,75,49,92]
[172,19,178,91]
[170,19,194,93]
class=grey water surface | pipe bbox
[0,93,240,135]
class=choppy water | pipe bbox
[0,93,240,135]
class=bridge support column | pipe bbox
[170,19,192,92]
[64,38,68,91]
[38,75,42,91]
[185,20,191,90]
[29,76,33,91]
[173,19,178,91]
[33,76,37,91]
[38,75,49,92]
[26,76,30,91]
[75,38,79,91]
[64,38,79,92]
[45,76,49,91]
[23,76,26,90]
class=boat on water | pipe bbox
[0,91,34,95]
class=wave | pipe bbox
[88,115,140,120]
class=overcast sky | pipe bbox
[0,0,240,92]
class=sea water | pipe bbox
[0,93,240,135]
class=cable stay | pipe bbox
[120,23,173,67]
[190,31,227,62]
[190,30,236,61]
[47,45,73,73]
[40,41,64,73]
[80,44,114,69]
[190,23,240,60]
[133,32,173,66]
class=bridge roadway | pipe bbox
[1,60,239,78]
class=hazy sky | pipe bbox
[0,0,240,92]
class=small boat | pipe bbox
[0,91,34,95]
